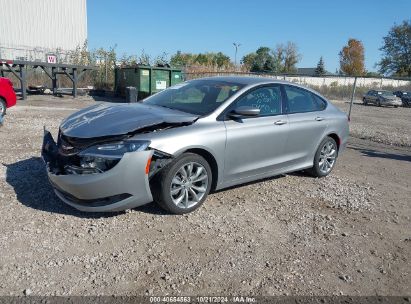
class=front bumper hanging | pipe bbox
[41,129,154,212]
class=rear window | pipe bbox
[378,91,394,96]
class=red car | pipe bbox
[0,77,17,117]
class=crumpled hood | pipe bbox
[60,102,198,138]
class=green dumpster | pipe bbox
[114,65,183,100]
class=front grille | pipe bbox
[58,131,88,156]
[58,131,127,156]
[51,131,127,175]
[59,137,82,156]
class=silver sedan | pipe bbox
[362,90,402,107]
[42,77,349,214]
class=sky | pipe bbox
[88,0,411,72]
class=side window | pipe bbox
[284,85,319,113]
[232,86,282,116]
[312,94,327,111]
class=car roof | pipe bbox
[188,75,331,100]
[190,76,295,86]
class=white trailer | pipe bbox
[0,0,87,62]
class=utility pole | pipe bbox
[233,43,241,67]
[348,76,357,121]
[105,52,108,83]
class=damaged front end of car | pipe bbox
[40,101,200,212]
[41,128,175,212]
[42,126,176,178]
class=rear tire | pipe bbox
[152,153,212,214]
[0,99,6,117]
[307,137,338,178]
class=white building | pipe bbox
[0,0,87,63]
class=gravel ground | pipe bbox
[332,99,411,147]
[0,96,410,296]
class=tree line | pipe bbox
[337,20,410,77]
[70,18,410,89]
[170,19,410,77]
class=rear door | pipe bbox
[282,85,328,167]
[223,85,289,183]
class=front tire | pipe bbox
[152,153,212,214]
[308,137,338,178]
[0,99,6,117]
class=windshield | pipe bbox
[143,79,245,115]
[378,91,394,96]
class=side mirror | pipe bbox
[229,106,260,118]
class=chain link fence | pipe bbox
[183,71,411,147]
[0,46,74,63]
[0,45,114,90]
[183,71,411,102]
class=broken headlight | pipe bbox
[68,140,151,174]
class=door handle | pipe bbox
[315,117,325,121]
[274,120,287,125]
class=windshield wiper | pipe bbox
[155,105,176,111]
[152,104,197,115]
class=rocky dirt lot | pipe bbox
[0,96,410,296]
[333,99,411,147]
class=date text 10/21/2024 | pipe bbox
[149,296,257,303]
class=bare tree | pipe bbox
[282,42,301,73]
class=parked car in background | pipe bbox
[393,90,405,98]
[362,90,402,107]
[42,77,349,214]
[0,77,17,117]
[400,91,411,107]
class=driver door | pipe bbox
[223,85,289,184]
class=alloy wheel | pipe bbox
[0,102,5,116]
[318,141,337,174]
[170,162,208,209]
